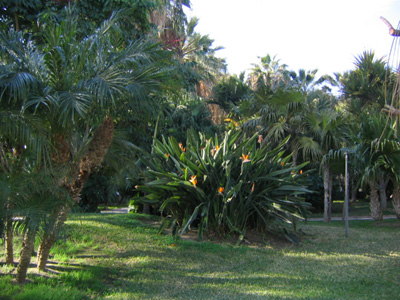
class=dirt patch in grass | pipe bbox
[172,227,292,249]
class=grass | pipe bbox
[310,199,396,218]
[1,213,400,299]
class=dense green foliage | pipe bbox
[134,129,311,242]
[1,0,400,287]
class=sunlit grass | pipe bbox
[1,213,400,299]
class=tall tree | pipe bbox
[0,7,177,276]
[298,111,347,222]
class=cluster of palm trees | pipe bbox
[1,0,399,284]
[0,0,227,283]
[210,51,400,223]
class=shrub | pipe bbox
[134,129,311,242]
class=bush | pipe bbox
[134,129,311,243]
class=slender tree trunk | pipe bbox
[14,13,20,32]
[350,179,357,203]
[369,179,382,221]
[323,164,331,222]
[37,117,115,271]
[392,182,400,219]
[16,226,36,283]
[377,175,389,209]
[5,216,14,265]
[37,205,70,271]
[328,172,333,211]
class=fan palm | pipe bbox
[0,8,175,273]
[338,51,393,114]
[289,69,337,94]
[248,54,291,92]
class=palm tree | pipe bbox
[242,83,306,166]
[11,171,67,283]
[289,69,337,94]
[0,27,54,269]
[357,113,400,220]
[36,12,176,270]
[338,51,393,114]
[297,110,347,222]
[248,54,291,92]
[0,8,176,273]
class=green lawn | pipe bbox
[1,213,400,299]
[310,200,396,219]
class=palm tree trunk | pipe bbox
[16,226,36,283]
[5,216,14,265]
[36,205,70,271]
[323,164,331,222]
[14,13,20,32]
[350,180,357,203]
[369,179,382,221]
[37,117,115,271]
[328,172,333,210]
[377,175,389,209]
[392,182,400,219]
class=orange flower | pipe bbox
[178,143,186,152]
[215,145,220,150]
[189,175,197,187]
[300,170,303,174]
[240,154,251,163]
[251,182,255,193]
[281,161,285,166]
[218,187,224,195]
[165,153,170,160]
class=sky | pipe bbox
[184,0,400,77]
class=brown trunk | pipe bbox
[16,226,36,283]
[328,172,333,210]
[5,216,14,265]
[369,180,382,221]
[14,13,20,32]
[323,164,331,222]
[37,117,115,270]
[37,205,70,271]
[378,175,389,209]
[350,180,357,203]
[207,104,226,125]
[392,182,400,219]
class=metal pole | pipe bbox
[344,151,349,238]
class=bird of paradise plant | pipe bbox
[133,129,311,243]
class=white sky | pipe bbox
[185,0,400,77]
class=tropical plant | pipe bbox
[209,73,252,111]
[289,68,337,94]
[0,6,178,275]
[241,86,307,166]
[297,110,347,222]
[338,51,394,114]
[357,113,400,220]
[248,54,291,92]
[133,129,311,243]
